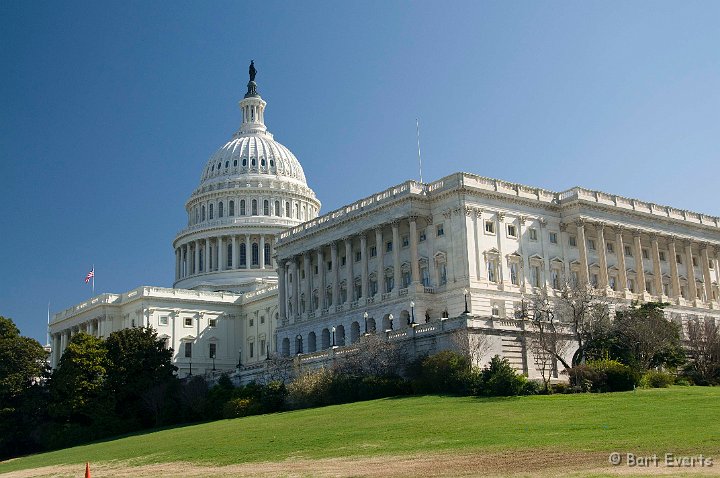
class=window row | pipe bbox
[190,199,316,224]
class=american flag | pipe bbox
[85,268,94,283]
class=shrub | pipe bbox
[286,369,334,409]
[480,356,528,397]
[586,359,638,393]
[259,381,287,413]
[568,365,597,392]
[409,351,472,395]
[674,377,692,386]
[222,398,260,418]
[640,370,674,388]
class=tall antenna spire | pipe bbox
[416,118,424,183]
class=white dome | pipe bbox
[200,132,307,186]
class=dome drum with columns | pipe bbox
[173,64,320,293]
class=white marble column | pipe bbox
[194,240,200,275]
[260,235,266,270]
[668,237,681,300]
[218,236,225,271]
[633,231,646,295]
[685,242,697,303]
[204,239,210,273]
[615,228,629,293]
[175,248,181,280]
[331,242,339,307]
[576,219,590,285]
[701,245,713,304]
[392,221,401,292]
[596,223,609,290]
[409,216,420,285]
[231,235,238,269]
[360,233,368,299]
[278,260,287,320]
[374,227,383,295]
[650,235,663,298]
[345,237,353,303]
[245,236,251,269]
[303,252,312,311]
[317,247,326,312]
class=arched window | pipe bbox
[295,204,300,219]
[199,250,204,272]
[194,207,198,224]
[226,243,233,268]
[252,199,258,216]
[218,202,224,218]
[274,200,280,216]
[263,200,269,215]
[285,202,290,217]
[242,158,247,167]
[229,200,235,216]
[209,203,214,219]
[201,205,206,221]
[240,200,246,215]
[240,243,247,266]
[252,243,259,265]
[264,243,271,265]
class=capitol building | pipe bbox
[49,64,720,380]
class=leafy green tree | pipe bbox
[104,327,177,428]
[611,302,685,371]
[0,316,49,459]
[48,332,107,423]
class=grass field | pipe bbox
[1,387,719,477]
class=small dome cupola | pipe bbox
[238,60,267,135]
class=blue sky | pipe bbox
[2,1,719,342]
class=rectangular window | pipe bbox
[355,251,361,262]
[587,239,596,251]
[342,256,347,266]
[419,232,426,242]
[663,283,670,296]
[209,318,217,328]
[184,342,192,358]
[159,316,168,326]
[439,264,447,286]
[507,224,517,238]
[659,251,666,261]
[628,278,635,292]
[642,248,650,260]
[676,254,682,265]
[528,228,537,241]
[591,273,599,287]
[551,270,560,290]
[327,261,332,271]
[370,246,377,257]
[401,235,409,247]
[549,232,558,244]
[249,318,254,327]
[692,256,698,267]
[184,317,193,327]
[209,343,216,359]
[491,304,500,317]
[710,261,715,270]
[260,339,266,353]
[314,265,319,274]
[249,342,254,358]
[436,224,444,236]
[487,260,497,283]
[569,235,577,247]
[485,220,495,234]
[386,241,393,252]
[625,245,632,257]
[609,276,617,291]
[260,316,265,324]
[646,280,652,294]
[510,262,519,285]
[531,265,540,287]
[606,242,614,253]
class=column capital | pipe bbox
[650,233,659,243]
[497,212,505,222]
[391,219,401,228]
[330,241,338,252]
[359,232,367,240]
[559,222,567,232]
[408,215,418,223]
[518,215,527,225]
[374,225,384,234]
[632,229,642,238]
[574,218,585,228]
[538,216,547,227]
[594,221,606,231]
[464,206,475,217]
[442,210,452,219]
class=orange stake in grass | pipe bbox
[85,462,90,478]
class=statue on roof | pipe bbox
[249,60,257,82]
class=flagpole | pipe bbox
[46,301,50,347]
[92,264,95,295]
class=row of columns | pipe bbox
[278,217,425,321]
[573,220,717,303]
[191,197,316,226]
[175,234,274,280]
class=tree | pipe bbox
[554,283,611,365]
[0,316,49,459]
[611,302,685,371]
[0,316,48,408]
[334,333,405,377]
[48,332,107,422]
[525,291,571,389]
[685,319,720,385]
[449,329,490,368]
[104,327,177,428]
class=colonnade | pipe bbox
[572,220,719,304]
[175,234,275,280]
[278,216,431,321]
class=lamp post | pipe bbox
[211,350,216,372]
[363,312,369,334]
[331,326,336,347]
[189,357,192,377]
[237,348,242,368]
[410,301,417,325]
[388,313,394,332]
[463,288,469,314]
[265,345,270,361]
[296,334,303,355]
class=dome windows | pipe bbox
[209,203,214,220]
[242,158,247,167]
[225,161,229,168]
[261,158,266,167]
[229,200,235,216]
[251,158,257,167]
[233,159,237,167]
[263,200,269,216]
[269,159,275,168]
[240,200,246,215]
[251,199,258,216]
[218,202,224,218]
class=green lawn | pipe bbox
[1,387,719,474]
